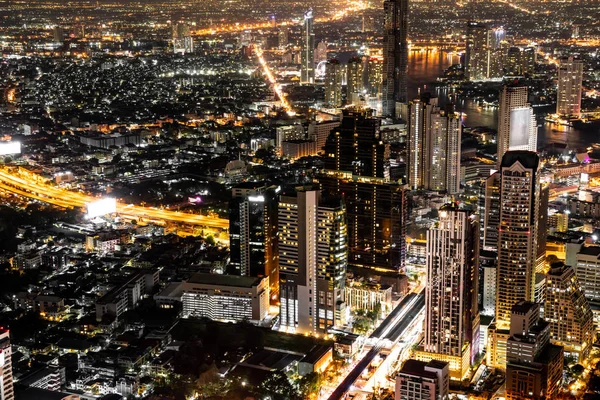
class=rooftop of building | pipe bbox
[187,272,263,288]
[301,344,332,365]
[501,151,539,170]
[511,300,538,315]
[578,245,600,257]
[399,359,446,380]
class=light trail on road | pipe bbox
[0,168,229,230]
[254,46,292,113]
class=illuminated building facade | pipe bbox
[497,85,537,168]
[325,59,344,107]
[229,183,279,296]
[488,151,542,370]
[0,328,13,400]
[278,189,347,334]
[301,9,315,84]
[557,56,583,117]
[407,96,462,194]
[382,0,408,116]
[320,109,407,271]
[505,302,563,400]
[544,263,594,362]
[416,205,479,380]
[346,56,365,103]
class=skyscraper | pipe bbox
[324,59,344,107]
[301,9,315,84]
[229,184,279,297]
[497,85,537,168]
[544,263,594,361]
[347,56,365,103]
[556,56,583,117]
[407,96,462,194]
[0,328,13,400]
[382,0,408,116]
[278,189,347,334]
[465,22,489,81]
[505,302,563,400]
[488,151,542,370]
[320,109,407,271]
[416,204,479,380]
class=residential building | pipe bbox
[488,151,542,370]
[324,59,345,107]
[505,302,563,400]
[395,359,449,400]
[278,189,348,334]
[544,263,594,361]
[407,96,462,193]
[416,204,479,380]
[557,56,583,117]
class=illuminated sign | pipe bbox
[509,108,532,149]
[86,198,117,218]
[0,141,21,155]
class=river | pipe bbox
[406,49,597,150]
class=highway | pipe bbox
[327,291,425,400]
[0,168,229,230]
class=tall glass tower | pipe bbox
[301,9,315,84]
[382,0,408,116]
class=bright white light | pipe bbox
[0,141,21,155]
[86,198,117,218]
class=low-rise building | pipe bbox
[395,359,449,400]
[182,273,269,322]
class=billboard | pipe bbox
[0,141,21,155]
[86,198,117,218]
[509,108,532,149]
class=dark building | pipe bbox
[320,109,407,272]
[382,0,409,116]
[229,183,279,297]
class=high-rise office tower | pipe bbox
[416,204,479,380]
[320,109,407,271]
[278,189,347,334]
[278,27,289,49]
[0,328,13,400]
[556,56,583,117]
[324,59,344,107]
[407,96,462,194]
[465,22,488,81]
[544,263,594,362]
[481,173,500,251]
[505,302,563,400]
[229,184,279,296]
[382,0,408,116]
[301,9,315,84]
[347,56,365,103]
[521,46,537,76]
[488,151,542,370]
[497,85,537,168]
[173,23,194,54]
